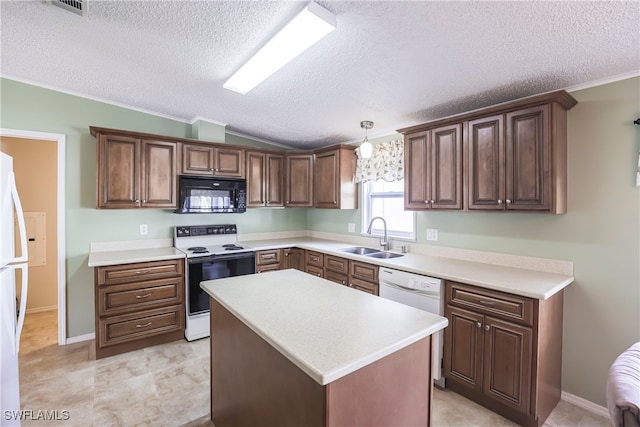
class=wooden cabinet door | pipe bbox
[97,134,140,208]
[246,151,266,207]
[140,140,177,208]
[182,143,215,176]
[285,154,314,207]
[482,316,532,413]
[505,105,550,211]
[467,115,505,210]
[444,305,484,391]
[289,248,305,270]
[431,124,462,209]
[266,154,284,206]
[314,150,339,208]
[214,147,244,177]
[404,131,430,209]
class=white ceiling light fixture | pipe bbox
[223,2,336,95]
[359,120,374,159]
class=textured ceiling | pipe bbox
[1,1,639,149]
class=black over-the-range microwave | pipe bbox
[175,175,247,214]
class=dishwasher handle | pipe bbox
[380,281,440,298]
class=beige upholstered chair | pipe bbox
[606,343,640,427]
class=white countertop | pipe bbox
[88,246,185,267]
[200,269,448,386]
[240,237,574,300]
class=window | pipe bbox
[362,179,416,240]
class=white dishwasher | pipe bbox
[379,267,445,387]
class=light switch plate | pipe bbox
[140,224,148,235]
[426,228,438,241]
[348,223,356,233]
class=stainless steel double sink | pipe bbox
[338,246,404,259]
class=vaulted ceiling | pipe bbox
[1,1,638,149]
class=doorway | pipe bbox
[0,128,66,346]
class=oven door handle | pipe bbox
[187,252,255,264]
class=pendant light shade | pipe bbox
[359,120,374,159]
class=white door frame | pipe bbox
[0,128,67,346]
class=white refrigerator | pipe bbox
[0,152,29,427]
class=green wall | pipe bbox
[308,77,640,406]
[0,78,307,339]
[1,76,638,407]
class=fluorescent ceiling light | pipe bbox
[223,2,336,95]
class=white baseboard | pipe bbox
[65,333,95,345]
[561,391,610,418]
[25,305,57,314]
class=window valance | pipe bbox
[355,139,404,183]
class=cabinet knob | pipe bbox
[476,322,482,328]
[286,200,290,204]
[497,199,503,205]
[430,199,435,204]
[317,273,321,277]
[506,199,512,204]
[142,199,146,204]
[135,199,141,203]
[484,324,491,331]
[266,200,270,204]
[333,200,337,205]
[424,200,429,204]
[342,281,346,285]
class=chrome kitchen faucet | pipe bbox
[366,216,390,251]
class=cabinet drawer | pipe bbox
[97,260,183,285]
[256,263,280,273]
[446,282,534,325]
[98,305,183,348]
[256,249,281,265]
[325,255,349,274]
[306,251,324,268]
[349,277,379,295]
[98,278,182,316]
[349,260,378,283]
[325,270,348,286]
[306,264,324,278]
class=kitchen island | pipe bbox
[201,269,448,427]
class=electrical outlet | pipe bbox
[140,224,148,235]
[426,228,438,241]
[348,223,356,233]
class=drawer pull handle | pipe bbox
[263,254,275,259]
[478,299,496,306]
[136,293,152,299]
[135,270,151,275]
[136,322,152,328]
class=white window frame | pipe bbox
[361,179,416,241]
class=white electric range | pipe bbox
[174,224,255,341]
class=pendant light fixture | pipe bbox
[359,120,374,159]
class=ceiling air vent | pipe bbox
[51,0,86,17]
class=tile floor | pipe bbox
[18,310,612,427]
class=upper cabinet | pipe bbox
[246,151,284,208]
[467,104,564,212]
[405,124,462,210]
[94,131,177,209]
[181,142,244,178]
[314,145,357,209]
[284,153,314,208]
[398,90,577,214]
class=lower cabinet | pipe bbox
[324,255,379,295]
[283,248,305,270]
[94,259,185,359]
[444,281,563,427]
[306,251,325,278]
[256,249,282,273]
